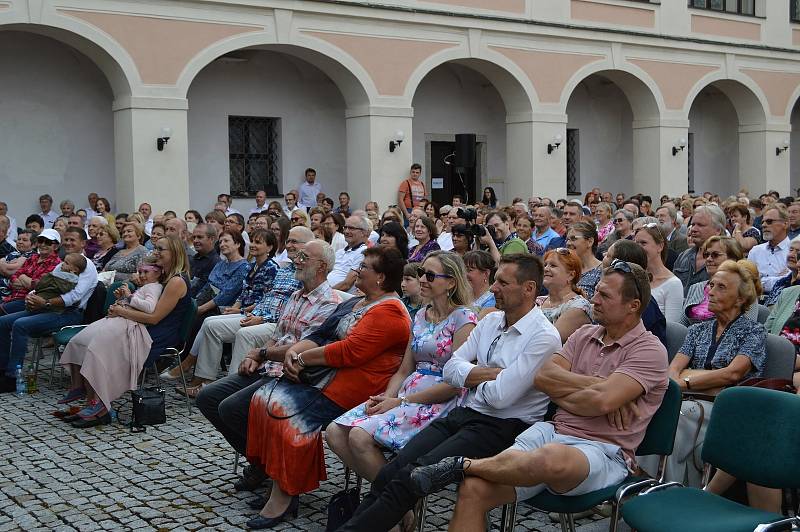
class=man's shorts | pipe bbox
[509,421,629,502]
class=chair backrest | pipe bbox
[763,333,796,379]
[702,387,800,489]
[757,304,770,324]
[81,281,107,325]
[665,322,687,362]
[636,379,682,457]
[177,299,198,346]
[102,281,135,314]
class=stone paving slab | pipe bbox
[0,367,627,531]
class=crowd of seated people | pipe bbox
[1,173,799,530]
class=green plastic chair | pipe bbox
[621,387,800,532]
[53,281,133,348]
[498,379,683,532]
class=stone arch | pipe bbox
[176,33,373,109]
[561,65,662,121]
[405,49,536,115]
[0,23,135,98]
[684,75,768,126]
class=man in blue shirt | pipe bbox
[532,206,561,249]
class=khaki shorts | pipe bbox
[509,422,629,502]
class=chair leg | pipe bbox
[49,341,58,384]
[558,513,577,532]
[32,338,42,377]
[233,452,240,474]
[414,496,428,532]
[175,355,192,415]
[608,500,621,532]
[499,502,517,532]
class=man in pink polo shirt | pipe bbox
[409,260,668,529]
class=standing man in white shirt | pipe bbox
[298,168,322,210]
[38,194,59,228]
[748,204,791,292]
[339,254,561,532]
[138,202,154,236]
[327,214,369,294]
[249,190,269,216]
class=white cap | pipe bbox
[38,228,61,244]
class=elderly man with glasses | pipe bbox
[748,204,791,293]
[327,215,369,294]
[408,260,668,531]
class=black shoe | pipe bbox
[410,456,469,496]
[71,413,111,428]
[0,376,15,393]
[235,465,267,492]
[246,496,299,529]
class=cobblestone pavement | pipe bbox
[1,371,623,531]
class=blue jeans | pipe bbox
[0,300,27,316]
[0,308,82,377]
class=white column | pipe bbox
[113,97,190,215]
[632,118,690,198]
[739,123,792,195]
[345,106,413,212]
[507,113,568,201]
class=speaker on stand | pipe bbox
[453,133,476,204]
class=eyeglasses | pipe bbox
[762,218,783,225]
[355,262,374,272]
[608,259,642,301]
[344,225,364,232]
[295,251,320,264]
[702,251,726,260]
[565,235,584,242]
[153,245,169,253]
[417,267,453,282]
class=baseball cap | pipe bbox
[38,228,61,244]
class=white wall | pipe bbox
[688,86,739,196]
[187,51,347,213]
[791,101,800,195]
[566,76,634,197]
[411,63,507,203]
[0,32,115,228]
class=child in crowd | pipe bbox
[60,256,164,411]
[401,261,423,320]
[26,253,87,313]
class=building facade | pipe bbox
[2,0,800,220]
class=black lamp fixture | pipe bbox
[672,138,687,156]
[776,139,790,156]
[547,134,563,154]
[389,130,405,153]
[157,127,172,151]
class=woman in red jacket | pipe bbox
[244,246,411,529]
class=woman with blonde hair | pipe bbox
[634,224,684,322]
[536,248,592,343]
[102,222,147,282]
[289,209,310,228]
[327,250,476,484]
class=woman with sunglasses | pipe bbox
[56,236,191,425]
[289,210,310,228]
[634,224,684,323]
[536,248,592,343]
[0,229,62,315]
[327,251,476,498]
[597,209,635,256]
[681,236,758,325]
[244,246,410,529]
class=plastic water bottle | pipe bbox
[109,409,118,423]
[15,365,25,396]
[25,363,38,394]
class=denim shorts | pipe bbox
[509,421,629,502]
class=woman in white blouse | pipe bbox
[634,223,684,322]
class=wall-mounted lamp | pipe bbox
[157,127,172,151]
[672,138,687,156]
[389,130,405,153]
[547,134,563,154]
[776,139,790,156]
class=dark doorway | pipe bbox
[430,141,478,206]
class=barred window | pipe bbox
[566,129,581,196]
[228,116,280,198]
[792,0,800,22]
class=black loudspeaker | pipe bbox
[454,133,476,168]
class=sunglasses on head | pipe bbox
[416,267,453,282]
[554,247,571,255]
[608,259,642,301]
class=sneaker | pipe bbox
[410,456,469,496]
[58,387,86,404]
[76,400,107,420]
[234,465,267,492]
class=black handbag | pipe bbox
[325,487,361,531]
[130,387,166,432]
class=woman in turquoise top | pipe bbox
[326,251,476,483]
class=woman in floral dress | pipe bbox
[326,251,477,483]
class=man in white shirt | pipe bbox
[0,202,17,246]
[84,192,100,220]
[327,214,369,294]
[437,208,459,251]
[340,254,561,532]
[218,193,241,216]
[748,204,791,292]
[283,191,300,218]
[298,168,322,209]
[248,190,269,216]
[37,194,59,228]
[138,202,154,236]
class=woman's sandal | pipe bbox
[181,383,206,399]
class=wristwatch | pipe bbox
[398,394,408,407]
[684,376,692,390]
[45,299,52,310]
[258,348,267,361]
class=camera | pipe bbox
[470,224,495,240]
